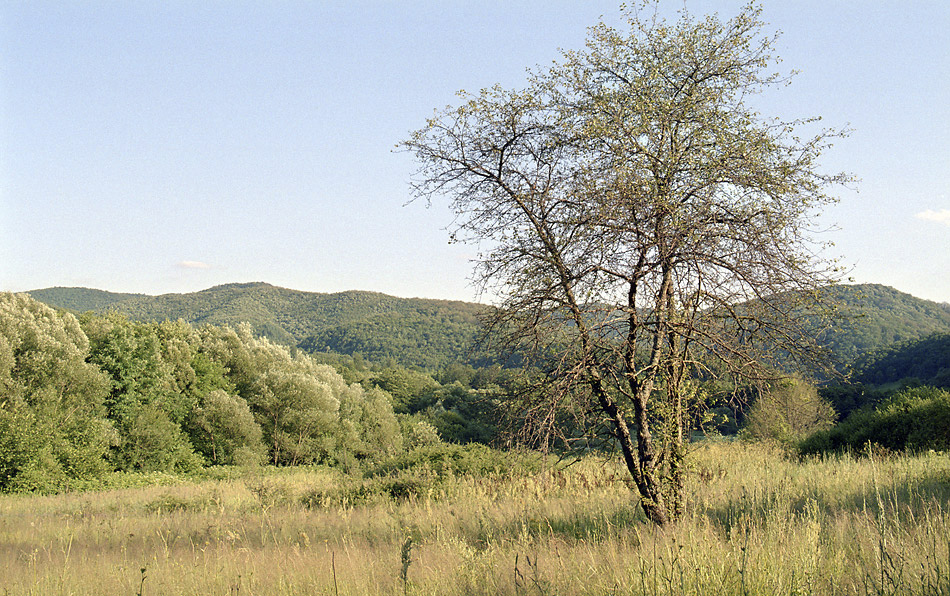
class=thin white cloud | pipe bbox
[915,209,950,226]
[177,260,212,270]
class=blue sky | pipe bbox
[2,1,949,303]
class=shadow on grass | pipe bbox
[700,461,950,535]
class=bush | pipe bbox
[800,386,950,455]
[743,377,835,445]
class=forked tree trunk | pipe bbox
[589,371,670,527]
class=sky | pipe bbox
[2,1,949,304]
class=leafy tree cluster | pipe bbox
[0,293,114,492]
[800,386,950,455]
[314,356,514,446]
[0,293,450,492]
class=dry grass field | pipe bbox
[1,441,949,595]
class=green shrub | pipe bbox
[800,386,950,455]
[743,377,835,445]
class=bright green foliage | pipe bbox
[0,293,114,491]
[0,295,447,492]
[188,389,264,466]
[115,403,203,473]
[801,386,950,454]
[82,313,203,471]
[337,386,404,465]
[83,312,168,425]
[372,366,440,413]
[201,324,408,466]
[251,368,341,465]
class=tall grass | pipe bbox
[1,442,948,595]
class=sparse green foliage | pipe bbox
[405,2,848,525]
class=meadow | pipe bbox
[1,441,949,596]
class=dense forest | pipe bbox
[0,292,509,492]
[4,282,950,493]
[27,282,950,373]
[28,283,485,370]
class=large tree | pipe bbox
[404,3,849,525]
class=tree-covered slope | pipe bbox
[814,284,950,365]
[26,287,146,313]
[28,282,486,370]
[27,282,950,373]
[852,333,950,388]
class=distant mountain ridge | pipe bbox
[24,282,950,374]
[27,282,487,370]
[27,287,147,313]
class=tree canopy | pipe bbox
[404,2,849,525]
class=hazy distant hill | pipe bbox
[27,282,486,370]
[25,282,950,374]
[26,287,146,313]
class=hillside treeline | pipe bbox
[0,293,507,493]
[5,287,950,494]
[29,283,950,374]
[28,283,487,370]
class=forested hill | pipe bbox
[27,287,147,313]
[26,282,950,372]
[815,284,950,365]
[853,333,950,388]
[27,283,487,370]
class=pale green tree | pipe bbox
[744,377,836,444]
[250,367,341,465]
[338,386,404,463]
[190,389,265,466]
[0,293,114,491]
[404,3,848,524]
